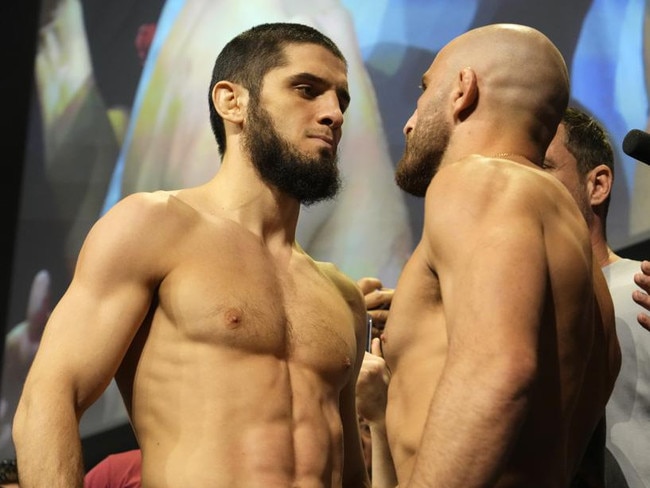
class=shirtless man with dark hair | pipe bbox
[13,23,370,488]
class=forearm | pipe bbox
[13,393,85,488]
[406,361,532,488]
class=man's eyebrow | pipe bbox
[290,72,351,107]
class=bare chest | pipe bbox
[382,246,447,372]
[154,238,358,382]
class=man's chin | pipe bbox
[395,166,429,197]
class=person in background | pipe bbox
[12,22,370,488]
[543,106,650,488]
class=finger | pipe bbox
[635,270,650,293]
[365,289,393,311]
[640,260,650,274]
[357,277,383,295]
[638,312,650,332]
[371,337,383,357]
[633,289,650,313]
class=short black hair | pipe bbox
[208,23,346,157]
[561,106,615,216]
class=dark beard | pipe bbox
[394,118,449,197]
[395,146,438,197]
[243,102,341,206]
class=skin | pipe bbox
[73,280,394,487]
[636,260,650,330]
[6,0,414,459]
[543,117,650,485]
[356,117,650,488]
[545,123,650,331]
[12,42,370,488]
[381,24,620,488]
[29,0,411,279]
[356,278,396,488]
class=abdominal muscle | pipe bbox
[122,342,344,488]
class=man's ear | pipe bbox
[210,81,248,123]
[587,164,613,206]
[453,67,478,122]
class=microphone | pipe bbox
[622,129,650,166]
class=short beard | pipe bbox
[243,101,341,206]
[395,106,450,197]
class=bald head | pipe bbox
[435,24,569,159]
[397,24,570,194]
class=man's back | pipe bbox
[383,156,619,486]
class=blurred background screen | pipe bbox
[2,0,649,465]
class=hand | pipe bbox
[357,277,394,338]
[633,260,650,331]
[356,338,390,426]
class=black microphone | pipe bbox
[622,129,650,166]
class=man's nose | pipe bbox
[403,110,417,136]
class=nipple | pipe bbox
[224,308,243,328]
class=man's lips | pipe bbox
[310,134,335,147]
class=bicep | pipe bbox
[25,205,160,410]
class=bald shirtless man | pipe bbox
[12,23,370,488]
[382,24,621,487]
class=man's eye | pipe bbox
[297,85,315,97]
[541,160,554,170]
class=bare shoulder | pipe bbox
[99,190,189,227]
[90,190,200,243]
[428,156,578,221]
[423,157,590,266]
[77,191,195,274]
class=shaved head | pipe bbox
[440,23,569,149]
[396,23,570,195]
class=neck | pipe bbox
[491,152,542,167]
[590,222,619,268]
[208,156,302,245]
